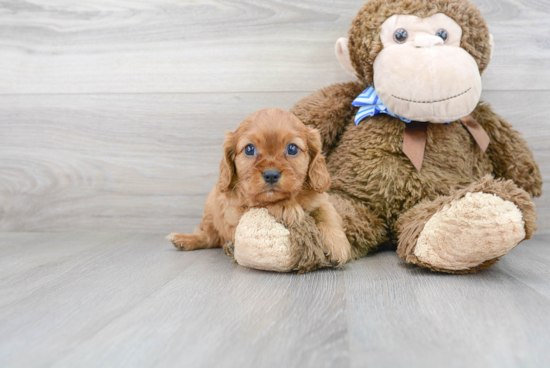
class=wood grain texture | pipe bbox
[0,232,348,368]
[0,232,549,367]
[1,2,549,366]
[0,0,549,94]
[1,90,548,233]
[0,0,548,233]
[345,238,550,367]
[0,91,550,233]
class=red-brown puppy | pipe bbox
[168,108,351,265]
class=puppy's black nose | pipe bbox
[263,170,281,184]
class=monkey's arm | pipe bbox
[291,81,365,154]
[473,102,542,197]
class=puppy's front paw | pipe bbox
[167,233,198,251]
[322,232,351,267]
[325,245,350,267]
[267,201,305,226]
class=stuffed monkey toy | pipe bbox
[232,0,542,273]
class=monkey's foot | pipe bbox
[414,192,526,272]
[397,177,537,273]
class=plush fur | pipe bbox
[289,0,542,273]
[168,108,351,269]
[414,193,524,270]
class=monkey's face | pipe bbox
[337,3,493,124]
[372,14,482,123]
[373,14,481,123]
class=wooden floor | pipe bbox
[1,232,549,367]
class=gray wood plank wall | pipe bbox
[1,0,549,233]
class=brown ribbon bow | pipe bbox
[402,115,490,171]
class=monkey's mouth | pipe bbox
[391,87,471,104]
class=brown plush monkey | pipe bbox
[233,0,542,273]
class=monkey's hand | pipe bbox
[473,104,543,197]
[232,208,332,273]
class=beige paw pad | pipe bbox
[234,208,295,272]
[414,192,525,271]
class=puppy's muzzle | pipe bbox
[263,170,281,184]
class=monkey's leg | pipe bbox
[396,175,537,274]
[328,192,388,260]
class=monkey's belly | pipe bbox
[326,118,493,221]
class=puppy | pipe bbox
[168,108,351,265]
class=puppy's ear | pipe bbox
[307,128,331,193]
[217,131,236,192]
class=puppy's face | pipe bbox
[218,108,330,205]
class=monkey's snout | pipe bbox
[414,35,444,48]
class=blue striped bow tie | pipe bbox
[352,86,412,125]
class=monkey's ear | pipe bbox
[335,37,356,76]
[488,34,494,62]
[217,131,236,192]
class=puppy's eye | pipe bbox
[244,144,256,157]
[286,144,299,156]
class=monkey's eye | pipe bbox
[435,28,448,42]
[286,144,299,156]
[244,144,256,157]
[393,28,408,43]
